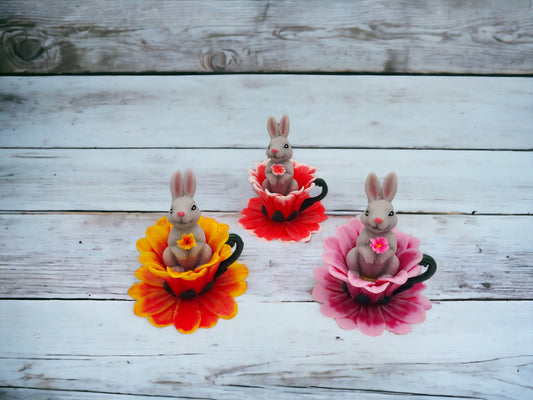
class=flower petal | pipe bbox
[198,290,238,320]
[336,316,359,330]
[381,310,413,335]
[215,263,249,286]
[133,291,176,317]
[321,293,358,319]
[382,297,427,324]
[356,306,386,336]
[336,224,357,256]
[197,301,219,329]
[173,299,202,334]
[149,303,177,327]
[128,282,162,300]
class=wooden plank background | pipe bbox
[1,1,532,399]
[0,0,532,74]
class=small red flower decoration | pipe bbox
[271,163,286,176]
[129,216,248,334]
[312,218,433,336]
[239,160,327,242]
[370,236,389,254]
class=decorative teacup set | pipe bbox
[130,115,436,336]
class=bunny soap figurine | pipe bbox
[312,171,437,336]
[163,169,213,271]
[240,115,328,243]
[262,115,299,196]
[346,172,400,280]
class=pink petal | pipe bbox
[356,306,386,336]
[381,310,413,335]
[312,284,338,303]
[336,224,357,256]
[395,229,410,252]
[323,250,348,271]
[314,266,345,291]
[322,236,341,253]
[321,293,357,319]
[336,315,359,330]
[382,297,427,324]
[329,265,349,282]
[407,235,421,249]
[398,249,423,273]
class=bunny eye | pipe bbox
[284,144,289,148]
[389,211,395,216]
[191,204,197,211]
[169,208,173,213]
[364,210,369,216]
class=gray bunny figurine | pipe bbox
[346,172,400,280]
[262,115,299,196]
[162,169,213,272]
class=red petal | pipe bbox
[149,303,177,327]
[197,301,219,329]
[134,265,165,287]
[173,299,201,333]
[128,283,162,300]
[198,290,238,319]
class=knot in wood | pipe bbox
[1,28,60,72]
[201,48,241,72]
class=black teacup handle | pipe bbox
[299,178,328,213]
[392,254,437,297]
[215,233,244,279]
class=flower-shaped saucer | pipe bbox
[239,160,328,242]
[312,218,436,336]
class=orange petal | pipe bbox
[173,299,202,334]
[134,266,165,287]
[139,251,164,267]
[136,237,152,253]
[133,291,176,317]
[128,282,163,300]
[197,301,219,329]
[149,303,177,327]
[146,224,169,259]
[198,289,238,320]
[215,263,248,286]
[215,280,247,297]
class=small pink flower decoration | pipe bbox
[271,163,286,176]
[312,218,434,336]
[370,236,389,254]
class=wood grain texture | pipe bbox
[1,148,532,214]
[1,300,532,400]
[1,75,532,150]
[1,0,532,74]
[1,213,531,301]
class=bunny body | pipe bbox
[346,172,400,280]
[262,115,299,196]
[162,169,212,272]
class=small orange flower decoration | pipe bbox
[177,233,196,250]
[129,216,248,334]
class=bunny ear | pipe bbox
[381,172,398,202]
[267,116,279,138]
[279,115,290,137]
[183,168,197,197]
[365,172,381,202]
[170,170,184,199]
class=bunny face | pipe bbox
[167,169,201,228]
[266,136,293,161]
[361,171,398,234]
[361,199,397,233]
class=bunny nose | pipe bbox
[375,218,383,224]
[271,148,278,154]
[177,211,185,217]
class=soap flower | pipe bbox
[312,218,431,336]
[177,233,196,250]
[129,216,248,334]
[239,160,327,242]
[370,236,389,254]
[271,163,286,176]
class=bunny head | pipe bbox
[168,169,201,229]
[360,172,398,234]
[265,115,293,162]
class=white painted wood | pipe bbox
[0,300,531,400]
[1,148,531,214]
[1,76,532,150]
[1,1,532,74]
[0,213,531,301]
